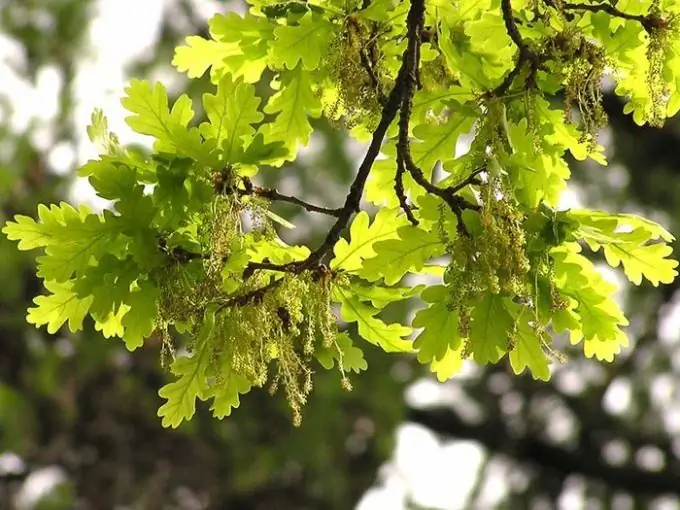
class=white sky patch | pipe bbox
[658,291,680,345]
[74,0,165,166]
[603,377,632,416]
[383,424,487,510]
[15,466,68,510]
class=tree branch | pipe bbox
[296,67,406,270]
[242,0,435,277]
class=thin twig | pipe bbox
[359,47,388,107]
[395,151,419,225]
[562,2,663,32]
[450,167,486,195]
[488,0,540,97]
[396,0,480,235]
[239,179,344,217]
[216,279,283,311]
[297,68,407,270]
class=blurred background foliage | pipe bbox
[0,1,679,509]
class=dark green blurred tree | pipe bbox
[1,1,679,510]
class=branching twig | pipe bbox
[243,4,423,276]
[239,178,343,218]
[489,0,540,97]
[562,2,665,32]
[449,166,486,195]
[239,0,479,285]
[395,0,480,235]
[216,279,283,311]
[297,70,406,270]
[244,261,294,275]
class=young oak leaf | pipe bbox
[122,79,191,137]
[468,292,515,365]
[505,118,570,207]
[209,374,252,419]
[71,254,137,320]
[410,107,476,180]
[534,97,607,164]
[349,282,424,308]
[365,155,400,207]
[263,65,322,158]
[82,160,138,201]
[571,209,675,244]
[552,245,629,361]
[200,75,263,161]
[87,109,124,156]
[158,355,209,428]
[333,285,413,353]
[570,211,678,286]
[508,314,551,381]
[207,356,253,419]
[360,225,445,284]
[248,236,311,265]
[330,208,406,272]
[36,212,124,283]
[122,80,217,166]
[158,307,216,428]
[315,332,368,373]
[365,142,421,208]
[2,214,54,251]
[209,13,274,84]
[412,285,463,366]
[121,280,159,351]
[172,35,241,79]
[430,347,465,382]
[2,201,90,251]
[93,305,129,339]
[27,280,94,334]
[602,234,678,287]
[358,0,408,23]
[267,13,335,70]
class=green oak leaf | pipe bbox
[333,285,413,353]
[267,13,334,70]
[315,332,368,373]
[158,306,216,428]
[412,286,463,370]
[263,65,322,158]
[331,208,406,272]
[201,75,263,161]
[121,280,159,351]
[508,313,551,381]
[361,225,445,284]
[26,280,94,334]
[122,80,217,166]
[468,292,514,365]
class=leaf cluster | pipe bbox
[3,0,680,426]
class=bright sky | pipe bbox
[2,1,680,509]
